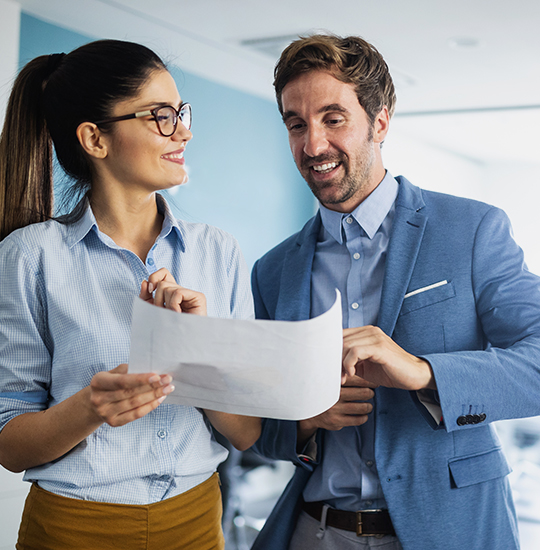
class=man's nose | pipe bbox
[303,125,328,158]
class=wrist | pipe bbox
[297,418,318,450]
[80,385,107,429]
[415,357,437,391]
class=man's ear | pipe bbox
[373,106,390,145]
[76,122,108,159]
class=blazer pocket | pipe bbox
[448,447,511,488]
[400,280,455,315]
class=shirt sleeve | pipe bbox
[226,237,255,321]
[0,237,51,432]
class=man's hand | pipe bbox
[342,326,436,391]
[297,376,377,448]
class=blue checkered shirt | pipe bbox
[0,194,254,504]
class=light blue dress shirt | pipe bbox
[0,194,254,504]
[304,172,399,511]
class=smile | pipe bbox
[312,161,340,174]
[161,150,185,162]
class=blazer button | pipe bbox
[471,414,480,423]
[457,416,467,426]
[479,413,486,422]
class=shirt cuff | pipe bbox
[298,431,318,463]
[416,389,443,425]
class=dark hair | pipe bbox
[0,39,166,240]
[274,34,396,123]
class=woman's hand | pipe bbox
[139,267,207,315]
[0,364,176,472]
[89,364,175,427]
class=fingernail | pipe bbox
[160,375,172,386]
[158,396,167,403]
[163,384,175,395]
[148,282,154,293]
[148,375,160,384]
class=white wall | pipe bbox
[0,0,20,129]
[384,127,487,198]
[0,4,30,548]
[481,161,540,276]
[0,470,28,549]
[384,128,540,276]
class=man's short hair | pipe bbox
[274,34,396,123]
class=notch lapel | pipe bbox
[275,213,321,321]
[378,177,427,336]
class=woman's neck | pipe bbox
[90,188,164,261]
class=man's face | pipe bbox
[281,70,388,213]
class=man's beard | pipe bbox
[300,129,375,207]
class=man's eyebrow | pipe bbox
[320,104,349,114]
[282,104,349,122]
[282,110,299,123]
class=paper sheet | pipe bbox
[128,291,342,420]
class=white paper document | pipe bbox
[128,291,342,420]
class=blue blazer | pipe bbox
[250,177,540,550]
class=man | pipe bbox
[250,34,540,550]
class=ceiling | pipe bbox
[14,0,540,164]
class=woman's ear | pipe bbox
[76,122,108,159]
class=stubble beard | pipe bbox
[302,128,376,207]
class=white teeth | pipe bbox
[162,152,184,159]
[312,162,338,173]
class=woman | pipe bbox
[0,39,260,549]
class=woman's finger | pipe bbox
[147,268,176,294]
[162,286,207,315]
[139,279,153,303]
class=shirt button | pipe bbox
[353,252,360,260]
[351,302,359,310]
[147,258,154,266]
[157,429,167,439]
[365,500,373,507]
[346,217,353,224]
[366,460,374,467]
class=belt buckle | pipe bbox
[356,509,382,537]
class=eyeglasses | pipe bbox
[95,103,192,137]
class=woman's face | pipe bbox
[97,69,192,194]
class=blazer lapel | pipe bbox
[275,213,321,321]
[378,177,427,336]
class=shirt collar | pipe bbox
[319,171,399,244]
[66,193,185,251]
[155,193,185,250]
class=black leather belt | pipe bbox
[303,501,396,537]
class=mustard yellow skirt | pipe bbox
[16,472,224,550]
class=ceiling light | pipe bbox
[448,36,483,49]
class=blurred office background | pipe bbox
[1,0,540,548]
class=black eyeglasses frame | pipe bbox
[94,102,192,137]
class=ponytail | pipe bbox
[0,55,60,240]
[0,40,165,240]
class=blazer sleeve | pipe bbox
[425,206,540,432]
